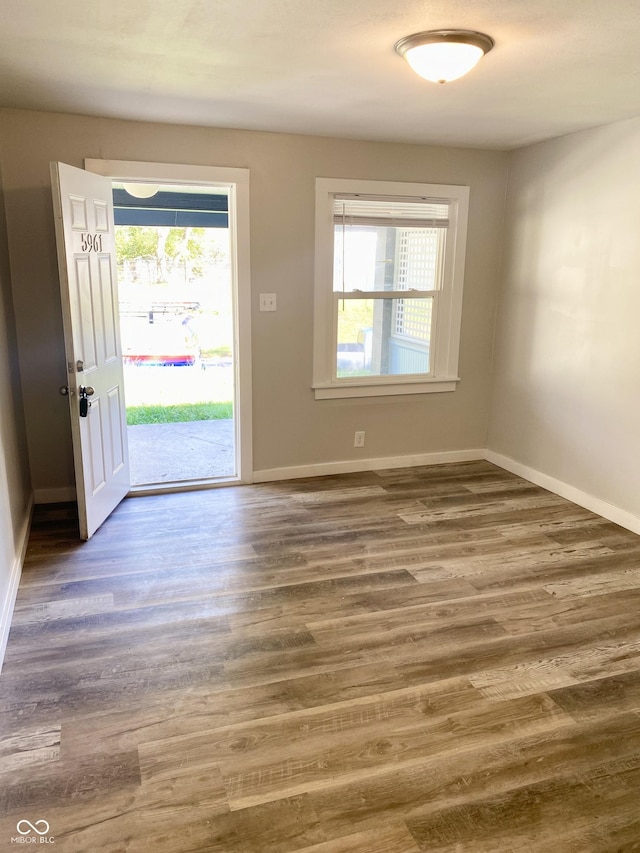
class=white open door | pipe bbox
[51,162,130,540]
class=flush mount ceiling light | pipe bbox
[395,29,494,84]
[122,182,160,199]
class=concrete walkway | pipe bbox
[127,419,235,486]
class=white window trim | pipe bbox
[313,177,469,400]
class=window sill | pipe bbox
[312,377,459,400]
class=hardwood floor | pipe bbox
[1,461,640,851]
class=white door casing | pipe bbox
[51,162,131,539]
[84,158,253,486]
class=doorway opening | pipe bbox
[114,182,237,487]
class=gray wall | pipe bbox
[489,116,640,523]
[0,147,31,655]
[2,103,640,659]
[0,108,509,495]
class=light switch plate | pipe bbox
[259,293,277,312]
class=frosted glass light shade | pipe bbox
[404,42,483,83]
[395,30,494,84]
[122,183,160,199]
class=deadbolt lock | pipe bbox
[78,385,94,418]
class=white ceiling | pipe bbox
[1,0,640,150]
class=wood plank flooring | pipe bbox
[1,461,640,851]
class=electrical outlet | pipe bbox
[354,430,365,448]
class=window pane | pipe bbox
[336,298,433,378]
[333,225,444,293]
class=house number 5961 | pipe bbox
[80,233,103,253]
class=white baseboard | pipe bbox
[33,486,76,504]
[485,450,640,536]
[0,494,33,673]
[29,449,640,534]
[253,448,485,483]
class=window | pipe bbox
[313,178,470,399]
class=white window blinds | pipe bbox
[333,195,449,229]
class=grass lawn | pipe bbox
[126,401,233,425]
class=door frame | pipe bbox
[85,158,253,487]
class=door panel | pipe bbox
[99,256,118,362]
[51,162,130,539]
[74,256,99,370]
[87,402,106,493]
